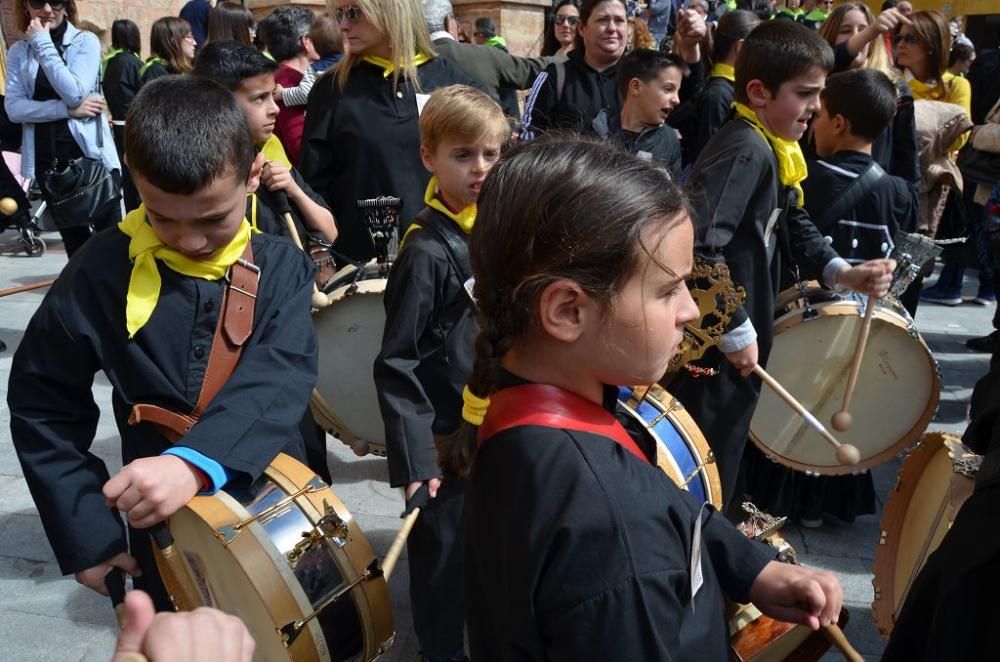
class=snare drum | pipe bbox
[311,263,389,456]
[872,431,980,637]
[154,453,394,662]
[618,384,723,508]
[750,284,940,475]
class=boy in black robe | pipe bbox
[373,85,509,662]
[595,48,684,178]
[745,68,919,524]
[7,76,318,609]
[666,21,895,508]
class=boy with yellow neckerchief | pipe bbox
[373,85,507,662]
[667,21,896,511]
[7,76,318,611]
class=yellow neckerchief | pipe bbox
[118,204,258,338]
[247,193,259,231]
[709,62,735,82]
[140,56,167,78]
[904,69,955,101]
[362,53,431,79]
[401,176,476,247]
[259,134,292,169]
[732,102,807,207]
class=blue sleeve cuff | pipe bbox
[162,447,236,495]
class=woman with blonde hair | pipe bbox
[141,17,196,84]
[299,0,475,261]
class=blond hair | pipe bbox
[819,3,899,82]
[420,85,509,153]
[328,0,437,92]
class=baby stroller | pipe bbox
[0,150,45,256]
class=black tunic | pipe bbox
[299,58,477,262]
[103,51,142,127]
[744,150,918,523]
[7,227,318,577]
[465,383,775,661]
[667,118,840,506]
[692,77,735,166]
[596,110,682,179]
[373,206,476,489]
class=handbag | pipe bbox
[40,115,121,229]
[957,144,1000,187]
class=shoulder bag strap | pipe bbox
[816,161,885,231]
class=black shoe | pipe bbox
[966,332,998,353]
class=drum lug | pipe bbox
[287,501,352,567]
[278,559,383,646]
[215,477,329,545]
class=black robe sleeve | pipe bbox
[784,205,842,281]
[694,81,733,159]
[374,234,451,488]
[524,65,558,136]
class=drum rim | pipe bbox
[749,299,941,475]
[621,384,724,509]
[871,431,970,638]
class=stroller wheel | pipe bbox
[20,233,46,257]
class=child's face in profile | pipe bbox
[135,171,249,260]
[755,66,825,141]
[810,104,838,158]
[233,73,280,145]
[631,67,683,126]
[593,218,700,386]
[420,137,503,211]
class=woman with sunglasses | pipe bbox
[5,0,121,257]
[299,0,474,263]
[542,0,579,57]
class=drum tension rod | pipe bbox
[679,451,716,488]
[278,559,382,646]
[216,477,328,544]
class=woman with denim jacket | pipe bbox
[5,0,121,257]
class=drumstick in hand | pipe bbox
[831,298,877,432]
[822,622,864,662]
[382,508,420,581]
[752,365,861,466]
[271,189,331,309]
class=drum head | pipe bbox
[750,299,939,474]
[871,432,975,637]
[618,385,723,509]
[311,274,388,454]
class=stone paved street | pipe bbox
[1,227,992,661]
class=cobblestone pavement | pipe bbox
[1,228,991,661]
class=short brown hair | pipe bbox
[309,12,343,57]
[14,0,78,32]
[419,85,509,153]
[735,19,833,104]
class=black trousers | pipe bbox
[881,483,1000,661]
[407,478,466,658]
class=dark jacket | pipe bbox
[692,76,735,165]
[595,110,682,178]
[523,48,620,137]
[179,0,212,48]
[7,228,317,575]
[102,50,142,124]
[299,57,477,261]
[139,60,172,87]
[373,206,476,488]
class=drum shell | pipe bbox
[871,431,977,638]
[618,385,723,509]
[750,288,940,475]
[155,454,394,661]
[310,264,388,456]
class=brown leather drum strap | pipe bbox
[128,243,259,442]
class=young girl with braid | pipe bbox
[442,139,845,660]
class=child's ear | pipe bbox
[834,113,849,136]
[733,39,746,57]
[745,79,772,108]
[420,144,436,175]
[246,151,266,194]
[537,278,590,343]
[628,77,643,97]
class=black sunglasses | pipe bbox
[893,33,920,45]
[27,0,66,9]
[554,15,579,26]
[333,5,363,24]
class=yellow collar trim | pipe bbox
[424,176,476,234]
[710,63,735,82]
[118,204,258,338]
[259,134,292,169]
[363,53,431,79]
[732,102,807,207]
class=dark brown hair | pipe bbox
[437,138,690,478]
[309,12,343,57]
[735,19,833,104]
[14,0,78,32]
[207,1,255,47]
[150,16,194,74]
[574,0,628,55]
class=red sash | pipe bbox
[477,384,650,465]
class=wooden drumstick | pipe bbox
[0,279,56,298]
[752,365,861,466]
[382,507,420,581]
[822,623,863,662]
[831,299,877,432]
[279,210,331,309]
